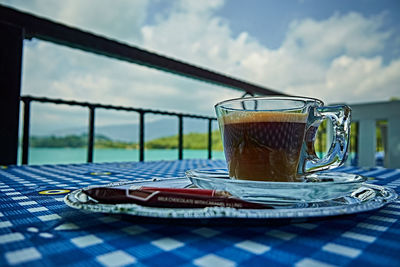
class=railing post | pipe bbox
[22,98,31,165]
[87,105,95,163]
[208,119,212,159]
[139,111,145,162]
[351,122,359,165]
[0,23,24,165]
[178,115,183,160]
[357,119,376,167]
[387,118,400,168]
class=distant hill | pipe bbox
[49,117,214,142]
[28,131,224,150]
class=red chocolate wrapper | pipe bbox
[83,186,272,209]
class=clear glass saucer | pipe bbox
[64,177,397,220]
[185,168,368,203]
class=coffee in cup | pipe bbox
[215,96,351,182]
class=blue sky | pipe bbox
[1,0,399,135]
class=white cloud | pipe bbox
[21,39,239,130]
[142,0,233,68]
[326,56,400,101]
[284,12,391,60]
[1,0,148,43]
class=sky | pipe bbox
[1,0,400,136]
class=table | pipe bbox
[0,159,399,266]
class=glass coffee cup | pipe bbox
[215,96,351,182]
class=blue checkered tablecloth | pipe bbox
[0,159,399,266]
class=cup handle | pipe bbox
[302,105,352,173]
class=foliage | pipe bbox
[30,135,88,148]
[95,137,137,149]
[145,131,223,150]
[29,134,137,149]
[28,131,224,150]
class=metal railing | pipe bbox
[20,96,217,165]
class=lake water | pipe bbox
[18,148,366,166]
[19,147,226,165]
